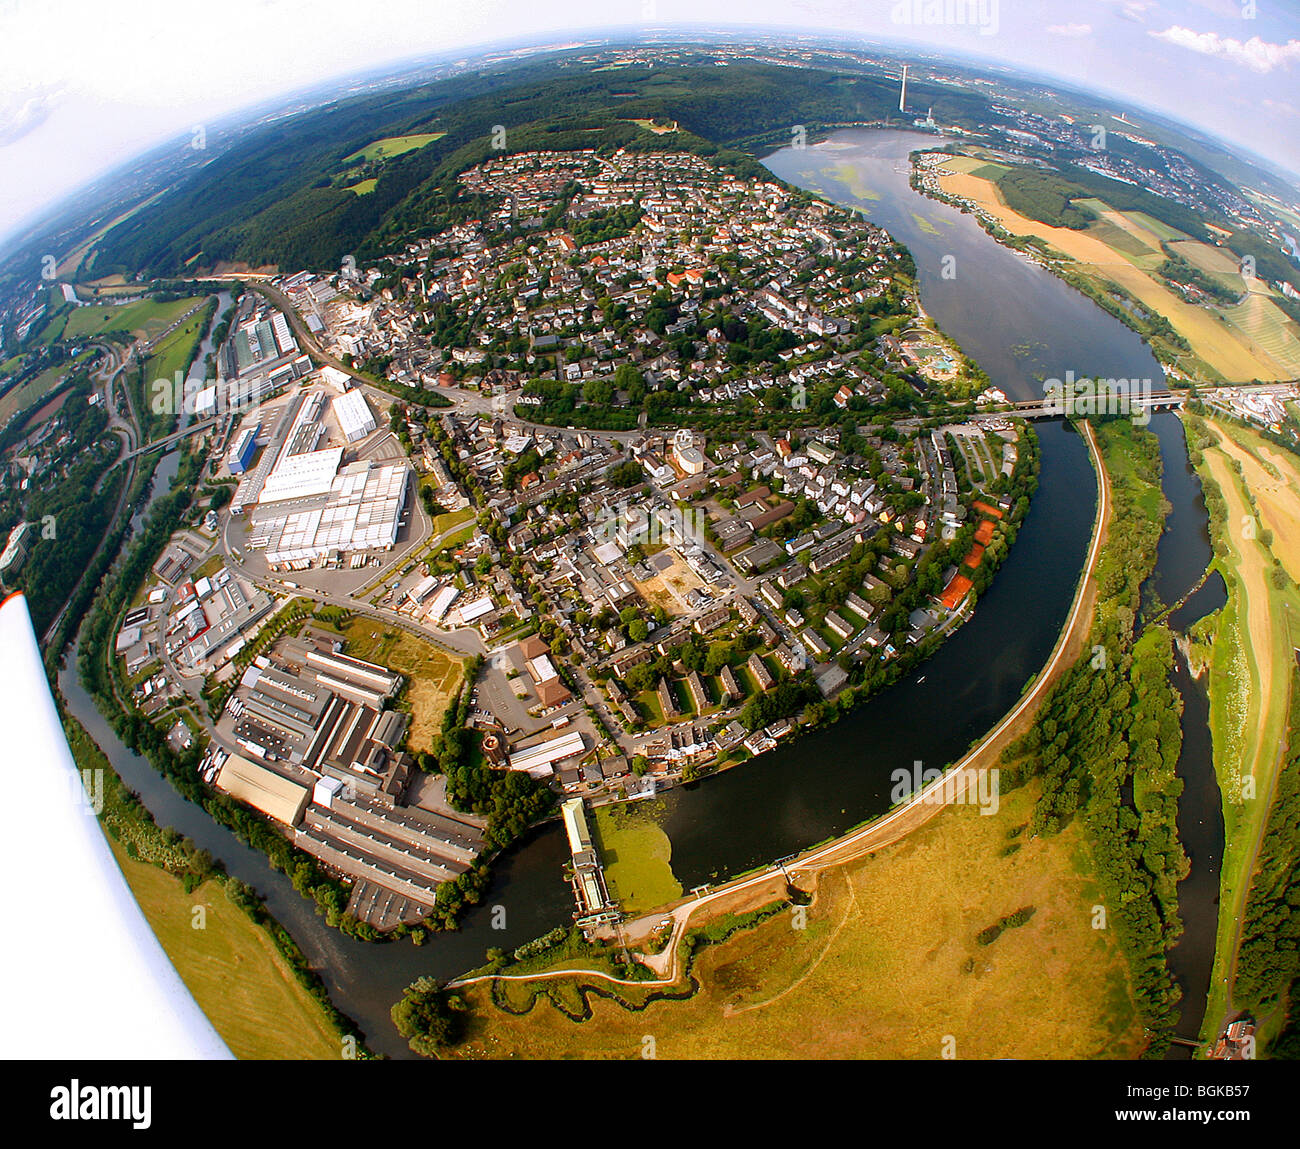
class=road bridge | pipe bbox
[115,417,219,462]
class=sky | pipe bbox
[0,0,1296,247]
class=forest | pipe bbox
[86,58,996,280]
[992,163,1213,241]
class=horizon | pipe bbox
[1,2,1298,256]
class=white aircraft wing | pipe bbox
[0,592,232,1059]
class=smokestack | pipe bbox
[899,64,908,113]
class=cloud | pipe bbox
[1103,0,1156,24]
[1150,26,1300,73]
[1047,24,1092,38]
[0,88,61,148]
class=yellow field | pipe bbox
[331,618,463,752]
[1222,292,1300,377]
[108,841,344,1059]
[449,784,1146,1059]
[1168,238,1244,288]
[1199,422,1292,804]
[1211,421,1300,584]
[1190,415,1300,1038]
[936,167,1297,381]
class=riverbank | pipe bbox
[1185,410,1300,1048]
[444,780,1146,1060]
[916,152,1297,384]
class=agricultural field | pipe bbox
[1189,414,1300,1038]
[1213,419,1300,582]
[343,132,446,163]
[1221,292,1300,378]
[106,840,344,1060]
[322,616,464,753]
[448,783,1146,1059]
[61,295,203,343]
[591,801,683,913]
[934,164,1298,381]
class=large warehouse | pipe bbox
[333,388,377,442]
[214,753,310,826]
[247,458,409,566]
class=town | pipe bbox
[40,148,1041,932]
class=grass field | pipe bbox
[1168,237,1244,290]
[107,840,344,1059]
[935,166,1298,381]
[346,179,378,196]
[448,783,1146,1059]
[1221,291,1300,377]
[1190,414,1300,1040]
[0,350,93,428]
[61,296,202,343]
[343,133,446,163]
[591,801,683,913]
[136,309,210,438]
[324,617,464,752]
[432,507,476,536]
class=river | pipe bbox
[1144,411,1224,1054]
[56,130,1218,1059]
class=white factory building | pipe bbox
[248,458,409,566]
[333,389,377,442]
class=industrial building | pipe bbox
[219,634,485,931]
[214,753,311,826]
[333,388,377,442]
[176,569,275,669]
[227,426,259,475]
[561,798,618,926]
[0,522,32,576]
[248,458,409,567]
[230,386,411,566]
[507,729,586,777]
